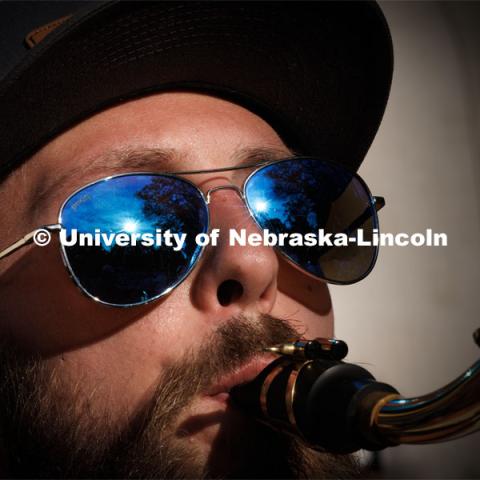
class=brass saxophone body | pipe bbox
[230,331,480,453]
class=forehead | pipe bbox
[38,92,288,170]
[21,92,292,217]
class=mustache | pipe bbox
[111,313,301,478]
[147,313,300,423]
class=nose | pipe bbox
[189,186,279,318]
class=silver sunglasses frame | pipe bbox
[0,157,385,307]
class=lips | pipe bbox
[205,355,274,397]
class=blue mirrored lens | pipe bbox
[245,158,378,283]
[60,174,208,305]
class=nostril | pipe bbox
[217,279,244,306]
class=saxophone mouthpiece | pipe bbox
[264,338,348,361]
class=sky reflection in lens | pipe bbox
[245,158,377,283]
[60,175,208,305]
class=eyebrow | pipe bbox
[34,145,295,206]
[75,145,293,176]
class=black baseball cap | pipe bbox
[0,1,393,179]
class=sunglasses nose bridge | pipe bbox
[205,184,244,204]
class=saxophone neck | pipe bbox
[373,357,480,445]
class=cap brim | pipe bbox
[0,1,393,177]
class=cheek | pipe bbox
[0,233,195,353]
[0,241,207,422]
[272,258,334,338]
[45,287,206,423]
[0,239,133,353]
[271,293,334,339]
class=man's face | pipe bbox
[0,92,351,477]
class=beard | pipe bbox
[0,314,359,479]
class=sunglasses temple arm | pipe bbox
[0,224,62,261]
[374,196,386,212]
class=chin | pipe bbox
[176,392,237,444]
[174,356,274,446]
[173,392,251,474]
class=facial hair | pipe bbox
[0,314,359,479]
